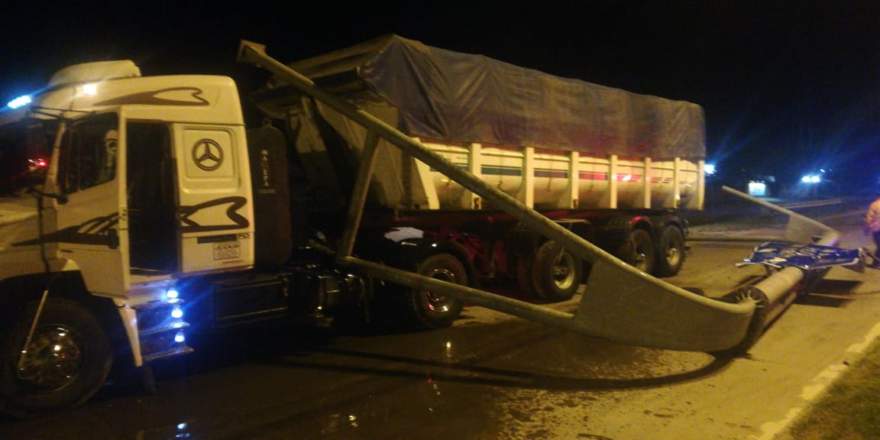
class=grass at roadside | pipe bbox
[788,338,880,440]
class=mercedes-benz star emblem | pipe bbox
[192,139,224,171]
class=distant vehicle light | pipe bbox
[171,307,183,319]
[705,163,717,175]
[6,95,31,109]
[174,332,186,343]
[165,288,180,301]
[28,157,48,169]
[748,180,767,197]
[801,174,822,184]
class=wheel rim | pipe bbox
[420,267,457,315]
[665,245,681,268]
[16,325,83,392]
[552,251,577,291]
[633,239,651,272]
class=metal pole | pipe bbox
[343,256,577,328]
[337,131,379,261]
[237,41,844,354]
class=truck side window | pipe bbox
[58,113,119,193]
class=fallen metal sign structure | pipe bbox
[721,186,841,350]
[741,241,863,271]
[238,40,839,355]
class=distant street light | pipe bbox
[748,180,767,197]
[705,163,717,176]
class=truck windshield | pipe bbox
[0,119,56,195]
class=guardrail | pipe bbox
[780,198,843,210]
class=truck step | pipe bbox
[143,346,195,363]
[140,321,190,337]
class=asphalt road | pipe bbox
[3,210,878,440]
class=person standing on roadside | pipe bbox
[865,196,880,265]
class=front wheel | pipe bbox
[402,253,466,329]
[1,298,113,411]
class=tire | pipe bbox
[529,240,583,301]
[618,228,657,274]
[1,298,113,411]
[402,253,466,329]
[656,226,686,277]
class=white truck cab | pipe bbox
[0,60,258,410]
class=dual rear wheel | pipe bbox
[618,226,685,277]
[517,240,584,302]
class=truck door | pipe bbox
[54,112,129,296]
[172,124,254,273]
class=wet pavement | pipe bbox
[3,212,879,439]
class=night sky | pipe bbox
[3,1,879,191]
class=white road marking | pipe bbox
[845,322,880,354]
[799,364,848,401]
[753,407,802,440]
[752,320,880,440]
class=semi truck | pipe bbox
[0,36,724,412]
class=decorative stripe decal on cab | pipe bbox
[12,213,120,248]
[178,196,250,233]
[93,87,210,107]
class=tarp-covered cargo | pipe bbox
[253,35,705,211]
[278,34,705,160]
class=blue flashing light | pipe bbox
[7,95,31,109]
[165,289,180,301]
[704,163,717,176]
[174,332,186,343]
[171,307,183,319]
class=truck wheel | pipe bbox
[529,240,582,301]
[404,253,466,329]
[656,226,686,277]
[619,229,656,274]
[1,298,113,411]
